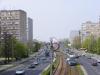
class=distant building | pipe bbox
[81,21,100,41]
[69,30,80,43]
[28,17,33,42]
[0,10,27,43]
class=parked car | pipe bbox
[15,69,25,75]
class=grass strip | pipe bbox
[41,66,50,75]
[76,64,84,75]
[41,56,59,75]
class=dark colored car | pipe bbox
[28,64,35,68]
[68,59,77,66]
[74,55,80,58]
[91,61,98,66]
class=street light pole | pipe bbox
[50,38,53,75]
[50,38,59,75]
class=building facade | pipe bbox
[28,17,33,42]
[81,21,100,41]
[0,10,27,43]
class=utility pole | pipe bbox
[50,38,60,75]
[50,38,53,75]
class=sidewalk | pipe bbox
[0,64,13,72]
[0,52,38,72]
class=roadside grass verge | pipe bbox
[76,64,84,75]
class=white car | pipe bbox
[82,53,86,56]
[97,59,100,63]
[34,61,38,65]
[15,69,25,75]
[69,54,75,58]
[66,58,70,61]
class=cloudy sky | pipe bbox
[0,0,100,41]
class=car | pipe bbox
[97,59,100,63]
[91,62,98,66]
[66,58,70,61]
[28,64,35,68]
[41,57,46,60]
[87,56,91,59]
[91,60,98,66]
[33,61,39,65]
[68,60,77,66]
[82,53,85,56]
[15,69,25,75]
[73,54,80,58]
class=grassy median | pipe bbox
[41,56,59,75]
[41,66,50,75]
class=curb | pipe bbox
[0,58,29,73]
[0,65,15,72]
[40,57,56,75]
[80,65,88,75]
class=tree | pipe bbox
[62,39,70,48]
[14,41,28,60]
[0,32,16,63]
[82,38,89,49]
[72,36,81,49]
[27,41,34,54]
[82,35,96,53]
[0,26,1,57]
[96,37,100,54]
[32,42,41,52]
[1,32,29,62]
[2,32,13,63]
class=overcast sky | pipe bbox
[0,0,100,41]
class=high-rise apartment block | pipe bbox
[28,17,33,42]
[0,10,27,43]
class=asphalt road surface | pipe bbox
[78,56,100,75]
[0,51,51,75]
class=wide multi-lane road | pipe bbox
[0,49,52,75]
[78,56,100,75]
[70,49,100,75]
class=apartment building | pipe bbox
[28,17,33,42]
[81,21,100,41]
[0,10,27,43]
